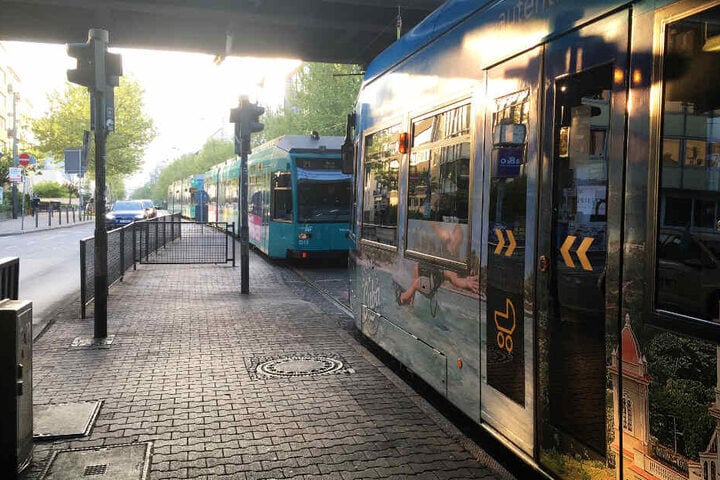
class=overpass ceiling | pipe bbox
[0,0,445,65]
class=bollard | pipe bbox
[65,206,69,224]
[34,210,38,228]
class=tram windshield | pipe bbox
[297,169,352,223]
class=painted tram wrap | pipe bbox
[345,1,720,479]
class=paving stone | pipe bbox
[19,256,515,480]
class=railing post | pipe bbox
[119,226,125,281]
[80,241,87,319]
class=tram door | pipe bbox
[535,13,628,476]
[481,47,541,456]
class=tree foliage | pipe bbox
[149,138,235,201]
[645,331,716,459]
[257,62,362,144]
[33,180,70,198]
[30,75,157,180]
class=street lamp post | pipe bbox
[8,85,19,219]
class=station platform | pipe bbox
[13,242,520,480]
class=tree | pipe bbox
[30,75,157,180]
[148,138,235,202]
[257,62,362,144]
[33,180,70,198]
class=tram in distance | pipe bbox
[343,1,720,479]
[169,134,353,260]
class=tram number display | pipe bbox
[492,146,524,178]
[297,158,341,170]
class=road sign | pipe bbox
[64,148,85,176]
[8,167,21,182]
[18,152,31,167]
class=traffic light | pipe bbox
[105,51,122,89]
[229,97,265,155]
[66,41,95,88]
[66,30,123,94]
[242,103,265,135]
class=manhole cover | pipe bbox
[255,354,350,378]
[34,401,102,440]
[41,442,151,480]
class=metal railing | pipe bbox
[80,215,235,317]
[137,221,235,264]
[0,257,20,300]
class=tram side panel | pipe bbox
[350,1,720,479]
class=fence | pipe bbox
[20,205,92,231]
[138,221,235,264]
[80,215,235,317]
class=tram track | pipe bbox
[288,264,353,318]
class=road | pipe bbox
[1,224,94,336]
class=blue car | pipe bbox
[105,200,148,229]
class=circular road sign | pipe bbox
[18,152,31,166]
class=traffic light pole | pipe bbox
[239,146,249,294]
[93,88,108,338]
[66,27,120,340]
[230,96,264,295]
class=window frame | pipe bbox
[359,121,403,251]
[271,170,293,223]
[649,0,720,342]
[403,99,474,268]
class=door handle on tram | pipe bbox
[538,255,548,272]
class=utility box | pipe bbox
[0,299,33,475]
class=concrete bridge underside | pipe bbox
[0,0,445,65]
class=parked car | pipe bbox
[657,227,720,320]
[105,200,148,229]
[139,199,157,218]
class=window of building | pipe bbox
[622,395,633,432]
[406,103,471,262]
[361,125,401,246]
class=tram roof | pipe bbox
[257,135,345,154]
[363,0,485,82]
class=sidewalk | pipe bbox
[0,210,93,237]
[19,252,518,480]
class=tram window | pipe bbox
[656,5,720,321]
[272,171,292,221]
[361,125,401,246]
[406,104,471,262]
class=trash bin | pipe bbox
[0,299,33,476]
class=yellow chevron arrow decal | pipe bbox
[505,230,516,257]
[577,237,594,271]
[560,235,576,268]
[494,228,505,255]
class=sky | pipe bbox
[3,41,301,192]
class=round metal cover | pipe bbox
[256,355,345,378]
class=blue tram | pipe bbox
[345,1,720,479]
[176,134,352,260]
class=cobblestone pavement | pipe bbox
[20,253,517,479]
